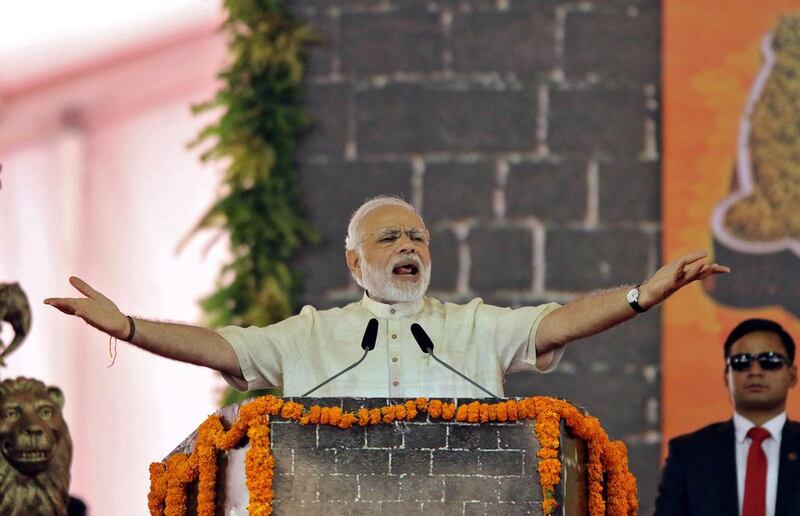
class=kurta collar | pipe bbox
[360,292,425,319]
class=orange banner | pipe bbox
[663,1,800,447]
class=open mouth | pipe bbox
[12,449,50,462]
[392,263,419,276]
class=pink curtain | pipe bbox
[0,27,230,514]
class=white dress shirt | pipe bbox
[219,294,562,398]
[733,411,786,516]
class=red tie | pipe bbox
[742,426,771,516]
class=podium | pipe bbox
[149,397,637,515]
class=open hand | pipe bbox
[639,251,730,309]
[44,277,130,339]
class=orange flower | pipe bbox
[428,399,442,419]
[441,402,455,420]
[148,462,167,515]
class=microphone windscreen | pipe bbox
[361,318,379,351]
[410,323,434,353]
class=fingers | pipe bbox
[69,276,100,299]
[678,262,731,285]
[676,250,708,268]
[43,298,79,316]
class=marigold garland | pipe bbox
[148,396,637,516]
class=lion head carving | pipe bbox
[0,377,72,516]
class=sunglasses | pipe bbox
[727,352,789,372]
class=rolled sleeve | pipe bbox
[500,302,563,374]
[216,325,284,392]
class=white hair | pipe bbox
[344,196,419,251]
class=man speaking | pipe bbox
[45,196,729,397]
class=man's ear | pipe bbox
[790,364,798,388]
[346,249,361,279]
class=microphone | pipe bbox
[410,323,500,398]
[301,318,378,397]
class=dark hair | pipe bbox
[723,318,795,364]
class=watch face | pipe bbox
[626,288,640,304]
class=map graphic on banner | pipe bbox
[663,2,800,444]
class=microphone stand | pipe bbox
[410,323,500,398]
[301,349,370,397]
[301,318,378,397]
[425,351,500,399]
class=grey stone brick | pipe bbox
[598,159,660,223]
[548,87,648,159]
[429,228,460,292]
[450,9,555,75]
[391,450,432,475]
[404,424,447,449]
[358,474,402,501]
[400,475,446,502]
[422,161,495,224]
[337,449,390,474]
[449,425,498,450]
[319,474,359,502]
[295,448,336,475]
[298,160,413,242]
[340,11,443,74]
[627,441,661,516]
[468,225,533,291]
[478,450,524,475]
[273,474,320,502]
[273,448,293,476]
[351,501,384,515]
[544,228,651,291]
[293,243,352,299]
[366,424,404,448]
[272,421,317,448]
[564,4,659,84]
[497,476,541,504]
[296,13,334,78]
[444,476,500,502]
[483,502,539,515]
[271,499,303,515]
[299,83,350,158]
[497,423,537,450]
[381,500,423,514]
[421,501,465,516]
[432,450,480,475]
[505,160,588,223]
[356,85,538,154]
[505,368,658,438]
[319,425,365,449]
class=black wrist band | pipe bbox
[125,316,136,342]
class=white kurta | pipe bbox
[219,294,562,398]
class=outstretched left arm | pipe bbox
[535,250,730,358]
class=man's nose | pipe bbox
[396,233,418,253]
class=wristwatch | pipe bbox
[626,285,648,313]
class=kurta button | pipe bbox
[392,334,397,339]
[390,308,396,314]
[392,357,398,363]
[392,380,399,386]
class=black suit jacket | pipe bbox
[654,419,800,515]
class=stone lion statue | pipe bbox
[0,377,72,516]
[0,282,31,366]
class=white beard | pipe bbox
[359,253,431,303]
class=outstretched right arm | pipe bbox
[44,276,241,378]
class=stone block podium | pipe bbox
[165,398,588,515]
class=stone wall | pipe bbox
[172,398,588,515]
[289,0,661,510]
